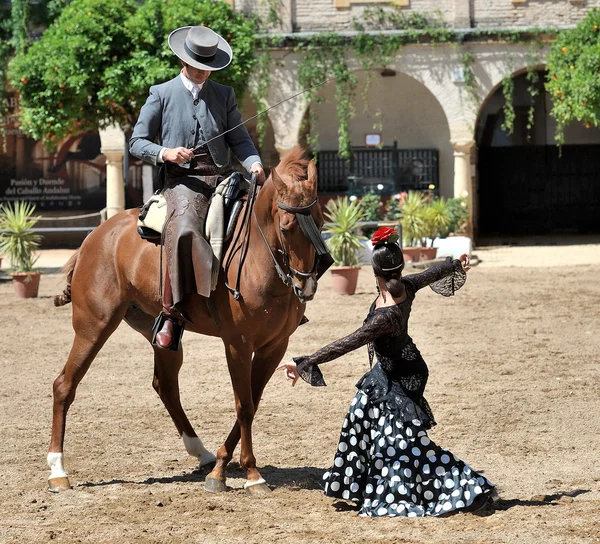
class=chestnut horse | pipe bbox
[48,146,324,494]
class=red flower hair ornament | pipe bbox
[371,227,399,246]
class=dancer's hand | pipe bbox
[459,253,471,272]
[276,361,299,386]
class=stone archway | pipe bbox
[475,68,600,238]
[309,69,453,197]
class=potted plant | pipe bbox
[358,190,385,239]
[419,197,451,261]
[0,201,42,298]
[395,191,427,263]
[446,194,470,236]
[323,196,366,295]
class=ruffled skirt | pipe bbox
[323,390,494,517]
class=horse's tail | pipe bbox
[53,250,79,307]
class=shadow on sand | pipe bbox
[78,463,326,492]
[495,488,590,511]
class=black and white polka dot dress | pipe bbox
[294,259,495,517]
[322,389,493,517]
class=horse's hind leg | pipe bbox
[151,345,216,467]
[123,304,215,468]
[48,303,128,492]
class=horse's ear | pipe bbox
[270,166,287,194]
[307,159,318,193]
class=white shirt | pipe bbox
[179,70,204,100]
[157,72,204,162]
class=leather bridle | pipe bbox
[224,173,333,304]
[253,197,333,297]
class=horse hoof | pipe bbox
[244,479,271,496]
[48,476,72,493]
[204,476,227,493]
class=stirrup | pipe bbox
[151,312,185,352]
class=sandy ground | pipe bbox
[0,258,599,544]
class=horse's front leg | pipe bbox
[205,339,289,495]
[205,341,253,493]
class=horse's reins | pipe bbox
[197,76,341,304]
[223,173,260,300]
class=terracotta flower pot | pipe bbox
[401,247,422,263]
[419,247,438,261]
[330,266,360,295]
[401,247,438,263]
[12,271,41,298]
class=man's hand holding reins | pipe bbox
[163,147,195,165]
[250,162,266,184]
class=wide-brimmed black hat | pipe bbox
[168,26,232,71]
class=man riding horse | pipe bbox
[130,25,265,350]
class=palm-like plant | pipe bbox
[398,191,427,247]
[323,197,366,267]
[422,197,452,246]
[0,201,41,272]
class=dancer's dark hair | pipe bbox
[371,242,405,298]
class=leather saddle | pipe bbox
[137,171,247,246]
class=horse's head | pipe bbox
[266,147,328,303]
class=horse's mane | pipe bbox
[275,145,310,181]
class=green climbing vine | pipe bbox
[460,51,479,105]
[251,3,561,157]
[501,71,516,135]
[525,68,540,138]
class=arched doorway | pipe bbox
[476,69,600,238]
[309,70,452,196]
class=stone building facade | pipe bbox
[228,0,600,238]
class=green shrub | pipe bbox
[0,201,41,272]
[323,197,366,267]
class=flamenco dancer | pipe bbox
[277,227,496,517]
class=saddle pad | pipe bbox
[138,193,167,235]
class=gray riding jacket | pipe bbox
[129,76,261,173]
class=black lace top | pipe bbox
[293,258,466,429]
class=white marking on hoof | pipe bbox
[47,452,68,479]
[182,432,216,466]
[243,478,267,489]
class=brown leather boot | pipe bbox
[155,317,175,348]
[151,267,185,351]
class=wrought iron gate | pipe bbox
[316,147,439,195]
[478,145,600,236]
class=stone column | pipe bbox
[142,164,155,202]
[104,151,125,219]
[279,0,294,33]
[99,124,126,219]
[268,96,309,158]
[453,0,472,28]
[451,140,475,198]
[451,139,475,238]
